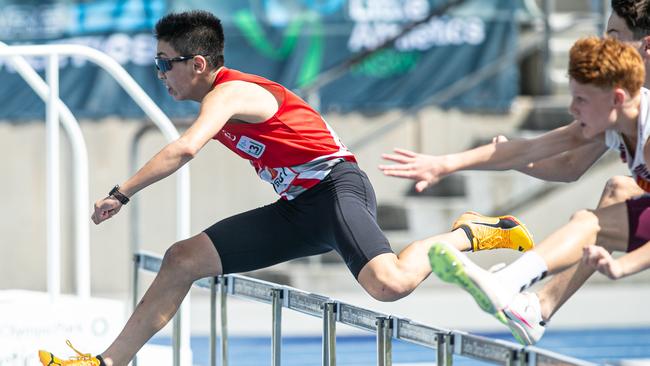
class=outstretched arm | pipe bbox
[379,121,591,191]
[492,135,607,182]
[583,243,650,279]
[92,81,274,224]
[91,134,203,224]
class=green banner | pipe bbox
[0,0,520,119]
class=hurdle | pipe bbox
[134,251,595,366]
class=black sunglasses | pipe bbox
[154,55,200,73]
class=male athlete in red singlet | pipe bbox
[38,10,533,366]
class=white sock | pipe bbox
[493,251,548,296]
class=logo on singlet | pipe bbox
[222,131,237,141]
[236,136,266,159]
[259,166,297,194]
[270,168,293,189]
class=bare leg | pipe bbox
[356,229,469,301]
[535,176,641,320]
[101,233,222,366]
[533,202,629,275]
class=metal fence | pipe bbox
[133,252,595,366]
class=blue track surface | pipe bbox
[150,327,650,365]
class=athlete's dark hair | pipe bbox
[155,10,224,69]
[612,0,650,39]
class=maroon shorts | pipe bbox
[626,194,650,252]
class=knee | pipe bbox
[162,241,198,278]
[570,209,600,234]
[601,176,633,205]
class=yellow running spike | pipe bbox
[38,340,101,366]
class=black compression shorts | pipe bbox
[203,162,393,278]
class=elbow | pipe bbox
[562,164,589,182]
[554,157,585,182]
[174,139,200,161]
[183,146,199,160]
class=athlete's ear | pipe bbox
[612,87,627,106]
[193,55,208,73]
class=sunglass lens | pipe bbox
[154,58,172,72]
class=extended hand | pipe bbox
[91,197,123,224]
[379,148,446,192]
[582,245,623,280]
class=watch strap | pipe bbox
[109,185,130,205]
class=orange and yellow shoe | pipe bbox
[452,211,534,252]
[38,340,102,366]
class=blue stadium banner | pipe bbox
[0,0,520,119]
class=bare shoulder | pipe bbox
[203,80,248,103]
[201,80,278,123]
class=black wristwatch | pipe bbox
[109,185,130,205]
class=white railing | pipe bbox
[0,42,90,299]
[135,252,597,366]
[0,44,192,364]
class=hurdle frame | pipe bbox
[134,252,595,366]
